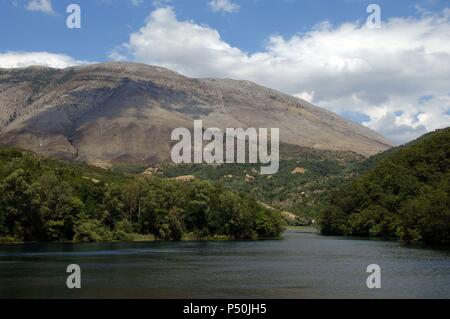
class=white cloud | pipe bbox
[294,91,315,103]
[26,0,55,15]
[0,52,89,69]
[208,0,240,13]
[112,7,450,144]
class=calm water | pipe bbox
[0,229,449,299]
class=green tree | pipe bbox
[0,169,42,241]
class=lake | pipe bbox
[0,229,449,299]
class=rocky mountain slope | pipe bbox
[0,62,393,167]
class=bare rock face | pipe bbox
[0,62,393,167]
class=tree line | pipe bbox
[0,148,283,242]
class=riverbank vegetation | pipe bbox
[0,148,283,243]
[319,128,450,245]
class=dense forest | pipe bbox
[135,144,364,225]
[319,128,450,245]
[0,148,283,243]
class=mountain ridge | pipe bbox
[0,62,393,167]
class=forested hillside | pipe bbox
[319,128,450,245]
[0,148,282,242]
[150,144,364,224]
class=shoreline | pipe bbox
[0,226,319,245]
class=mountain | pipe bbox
[0,62,392,168]
[319,128,450,245]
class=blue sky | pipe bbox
[1,0,446,62]
[0,0,449,143]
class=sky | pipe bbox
[0,0,449,144]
